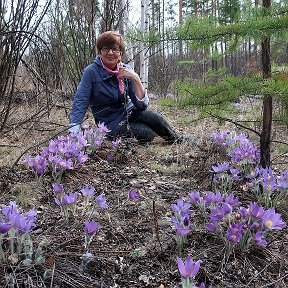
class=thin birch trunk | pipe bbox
[140,0,149,89]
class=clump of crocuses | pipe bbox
[107,137,122,162]
[187,190,286,249]
[177,255,204,288]
[210,130,260,173]
[210,130,288,208]
[243,166,288,207]
[172,130,287,252]
[0,201,41,264]
[53,183,109,220]
[83,123,110,152]
[23,125,109,182]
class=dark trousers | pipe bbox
[116,109,178,143]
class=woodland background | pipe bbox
[1,0,288,165]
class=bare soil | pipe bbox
[0,96,287,288]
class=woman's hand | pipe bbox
[119,67,145,99]
[118,67,138,81]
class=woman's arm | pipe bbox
[69,67,93,131]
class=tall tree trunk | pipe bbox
[194,0,198,16]
[140,0,149,89]
[260,0,272,167]
[179,0,183,58]
[151,0,156,56]
[118,0,126,35]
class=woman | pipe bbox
[69,30,180,144]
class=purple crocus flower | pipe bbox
[223,203,232,215]
[210,162,230,173]
[57,141,67,154]
[235,132,250,143]
[237,206,248,218]
[262,179,277,194]
[210,130,232,148]
[254,231,268,247]
[250,220,263,231]
[245,168,260,179]
[262,208,286,230]
[230,168,242,181]
[175,215,191,236]
[228,144,260,165]
[58,158,74,170]
[34,155,47,175]
[171,198,192,216]
[77,152,88,165]
[112,137,122,150]
[76,133,88,147]
[209,206,225,222]
[213,191,224,204]
[11,213,34,234]
[257,167,277,193]
[106,154,113,161]
[94,135,105,146]
[84,220,100,236]
[24,155,47,175]
[205,221,218,232]
[96,193,108,209]
[227,223,243,243]
[177,256,202,278]
[259,167,276,182]
[128,188,140,202]
[66,143,79,157]
[247,202,265,219]
[277,170,288,189]
[22,155,35,167]
[25,209,37,222]
[175,224,191,237]
[2,201,18,221]
[225,193,240,207]
[62,192,78,205]
[52,183,63,194]
[188,191,202,205]
[81,185,95,198]
[203,191,215,205]
[0,222,11,234]
[97,122,110,134]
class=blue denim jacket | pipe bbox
[69,56,148,135]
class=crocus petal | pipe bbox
[188,258,202,277]
[177,256,187,277]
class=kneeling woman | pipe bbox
[69,30,179,143]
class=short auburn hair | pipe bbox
[96,31,125,54]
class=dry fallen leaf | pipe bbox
[139,274,150,284]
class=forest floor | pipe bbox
[0,94,288,288]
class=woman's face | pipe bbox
[100,45,122,69]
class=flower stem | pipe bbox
[0,236,6,262]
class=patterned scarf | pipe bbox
[100,58,124,94]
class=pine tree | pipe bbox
[161,0,288,167]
